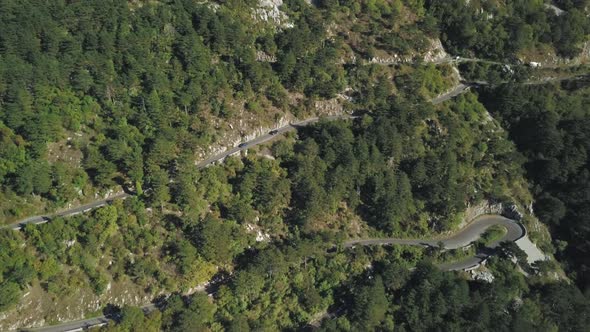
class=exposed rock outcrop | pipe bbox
[463,200,523,224]
[253,0,293,28]
[502,203,524,221]
[1,281,160,331]
[256,50,277,63]
[518,40,590,67]
[360,38,449,65]
[471,269,495,283]
[423,38,449,63]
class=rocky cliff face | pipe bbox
[461,200,524,227]
[253,0,293,28]
[423,38,449,62]
[518,40,590,67]
[195,114,293,163]
[502,203,524,221]
[0,280,157,331]
[1,278,212,331]
[362,38,450,65]
[195,96,347,164]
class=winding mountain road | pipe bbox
[430,73,588,105]
[7,81,529,332]
[21,304,158,332]
[23,317,110,332]
[4,115,359,231]
[11,70,578,231]
[346,214,525,271]
[5,26,577,332]
[195,114,360,168]
[22,215,525,332]
[7,82,479,230]
[3,193,131,231]
[433,56,504,66]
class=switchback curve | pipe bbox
[344,215,526,271]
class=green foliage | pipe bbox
[192,215,248,266]
[0,229,35,309]
[0,282,21,311]
[228,158,291,233]
[286,94,515,234]
[395,64,451,98]
[118,306,146,332]
[479,225,507,246]
[213,239,349,330]
[176,293,217,332]
[349,276,390,329]
[0,123,26,183]
[102,306,161,332]
[319,0,432,58]
[427,0,590,59]
[114,246,590,332]
[160,293,217,332]
[326,254,589,331]
[1,0,588,329]
[0,0,351,220]
[481,84,590,289]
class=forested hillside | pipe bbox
[0,93,527,325]
[0,0,589,331]
[427,0,590,59]
[0,0,346,221]
[481,81,590,291]
[98,253,589,331]
[1,0,587,221]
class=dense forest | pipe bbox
[97,247,590,331]
[427,0,590,58]
[0,94,524,315]
[0,0,347,220]
[0,0,587,221]
[481,82,590,291]
[0,0,589,330]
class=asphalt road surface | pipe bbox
[195,114,359,169]
[430,83,470,104]
[345,215,525,270]
[22,215,524,332]
[10,96,506,332]
[6,115,359,231]
[21,317,110,332]
[431,56,504,66]
[8,82,483,231]
[21,305,157,332]
[4,192,131,231]
[429,74,587,106]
